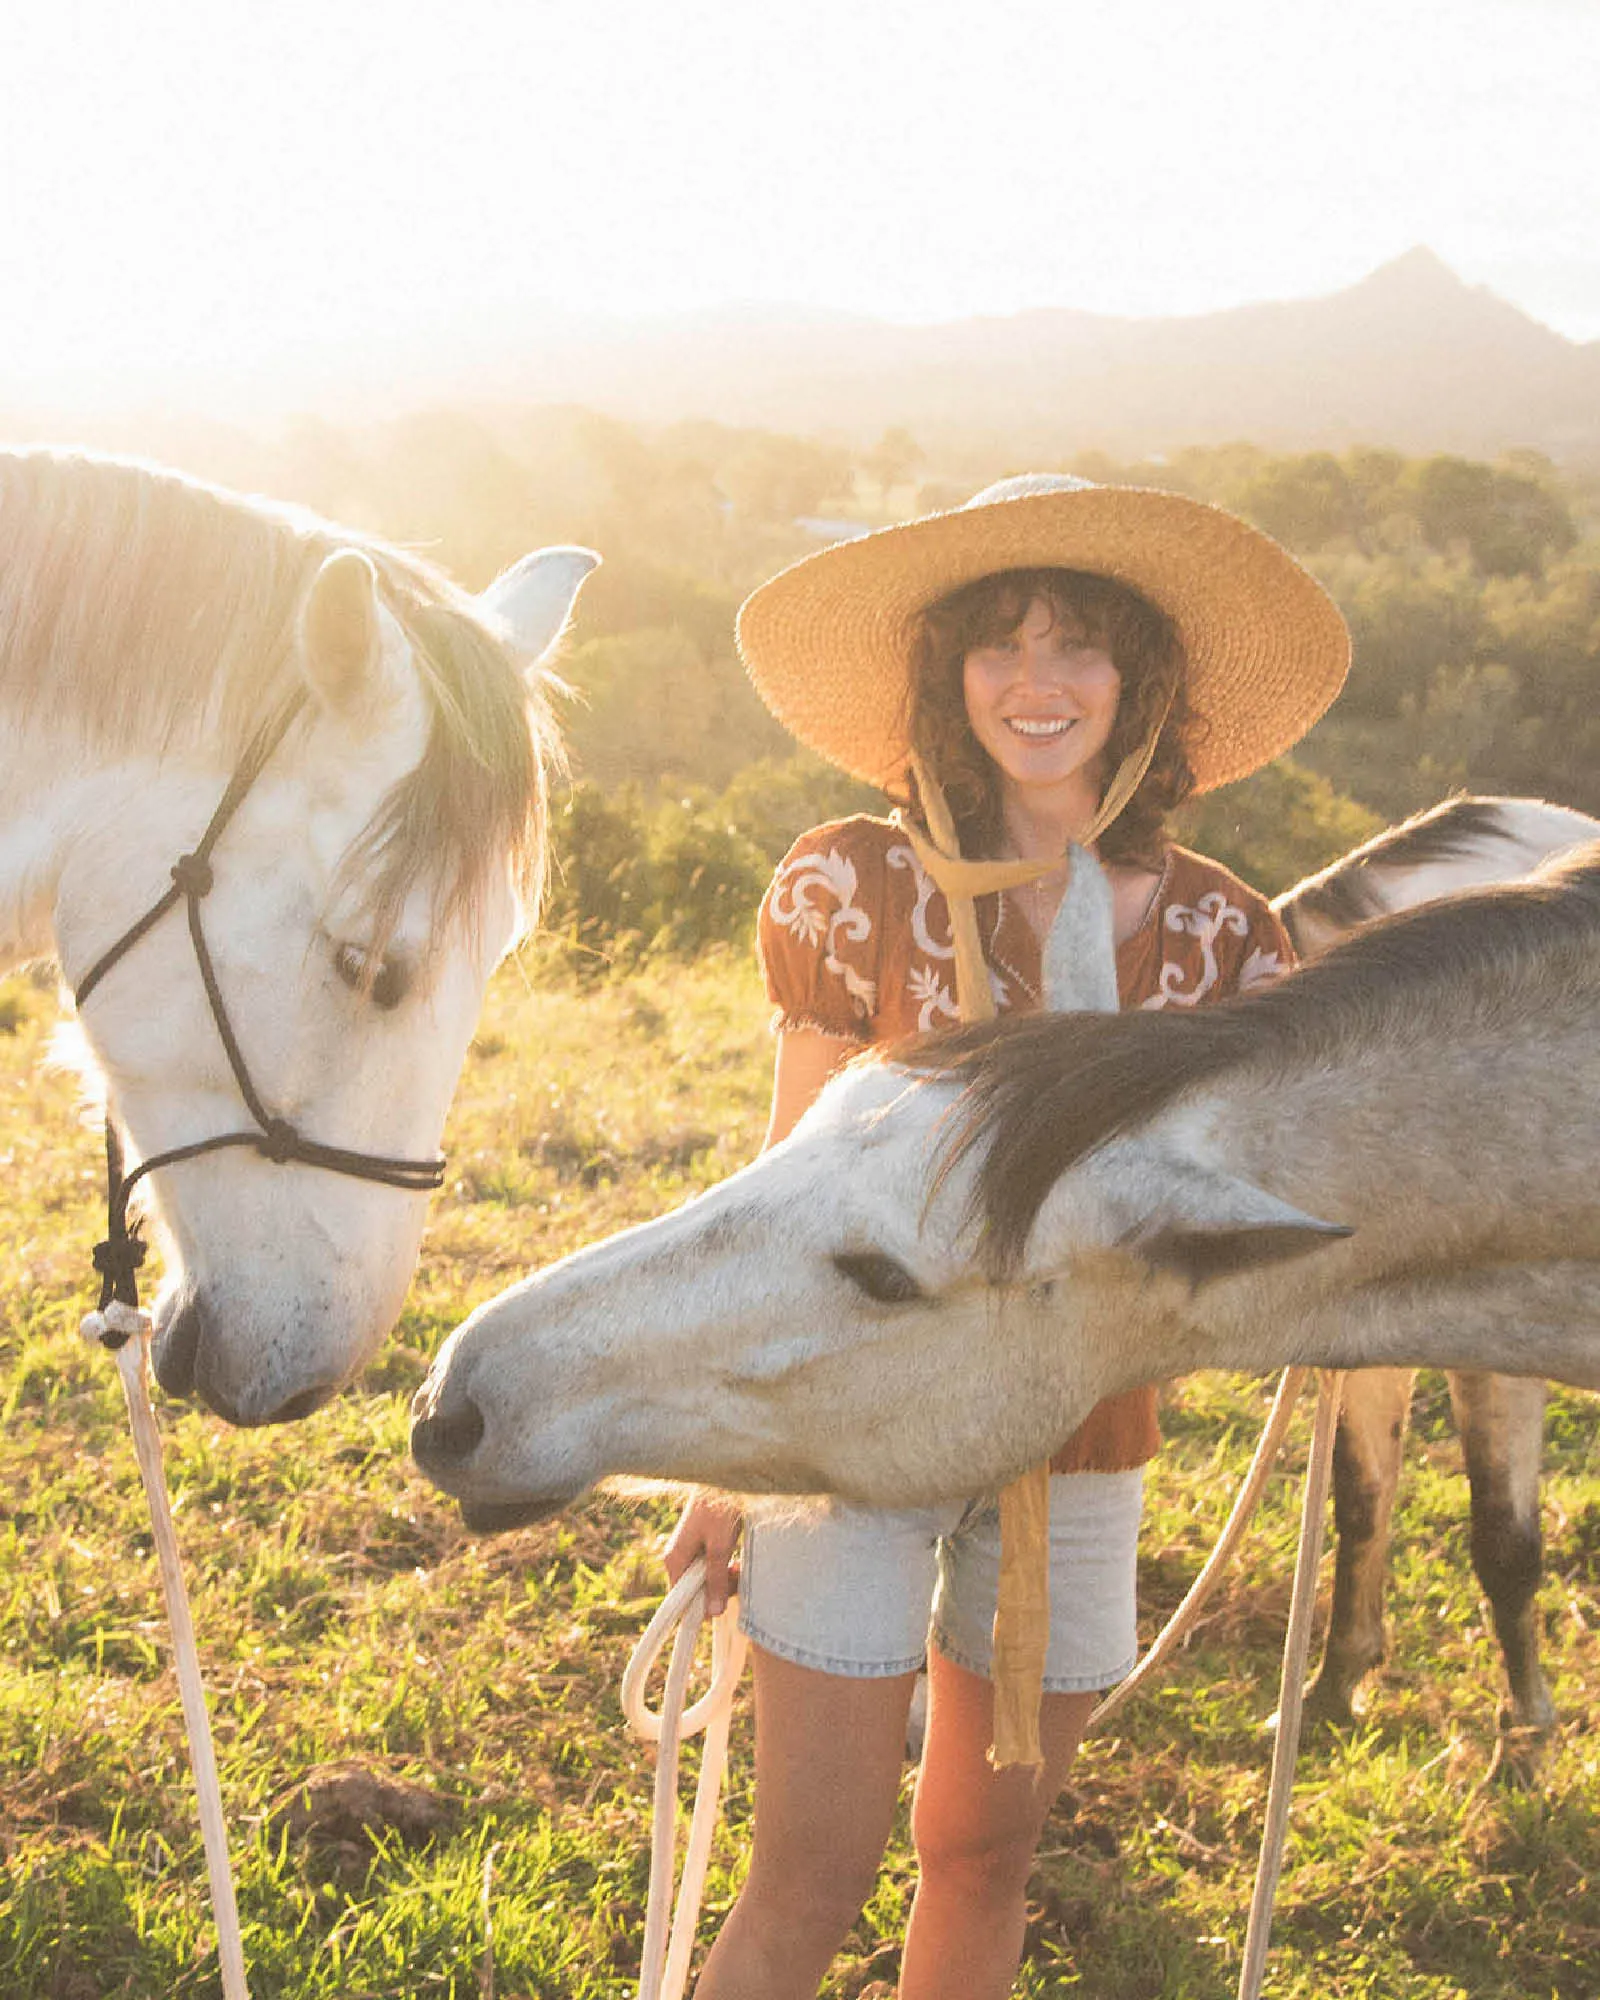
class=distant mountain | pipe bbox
[475,249,1600,466]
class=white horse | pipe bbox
[3,447,595,1425]
[412,841,1600,1525]
[1274,795,1600,1741]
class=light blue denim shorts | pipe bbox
[739,1470,1144,1694]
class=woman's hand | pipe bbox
[664,1492,745,1616]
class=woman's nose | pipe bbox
[1015,634,1064,686]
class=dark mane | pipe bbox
[901,845,1600,1278]
[1277,797,1512,938]
[0,448,558,948]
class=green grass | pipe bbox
[1,952,1597,1997]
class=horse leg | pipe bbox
[1447,1370,1555,1762]
[1305,1367,1415,1726]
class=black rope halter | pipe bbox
[74,691,446,1345]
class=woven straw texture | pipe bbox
[737,485,1350,793]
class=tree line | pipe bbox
[101,407,1595,964]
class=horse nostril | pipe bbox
[412,1396,487,1471]
[152,1289,202,1398]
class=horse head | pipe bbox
[411,847,1327,1517]
[58,531,596,1425]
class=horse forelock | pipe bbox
[333,584,560,958]
[904,844,1600,1280]
[0,448,555,953]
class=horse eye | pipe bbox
[833,1251,924,1305]
[333,941,410,1011]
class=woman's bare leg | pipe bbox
[901,1650,1095,2000]
[694,1644,917,2000]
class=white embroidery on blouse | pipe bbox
[770,847,877,1020]
[907,962,960,1031]
[1238,945,1284,992]
[887,841,955,961]
[1141,891,1251,1011]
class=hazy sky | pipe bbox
[3,0,1594,415]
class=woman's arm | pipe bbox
[666,1024,860,1611]
[763,1024,862,1147]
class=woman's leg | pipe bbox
[694,1643,918,2000]
[901,1651,1094,2000]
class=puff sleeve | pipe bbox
[1134,850,1298,1011]
[757,820,889,1042]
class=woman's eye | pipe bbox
[333,942,410,1011]
[833,1251,924,1305]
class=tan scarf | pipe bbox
[893,716,1167,1769]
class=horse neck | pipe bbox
[1360,803,1600,920]
[0,708,224,973]
[1175,1007,1600,1380]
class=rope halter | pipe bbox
[73,690,446,1348]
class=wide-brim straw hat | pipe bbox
[737,473,1350,794]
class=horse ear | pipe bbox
[1119,1162,1352,1292]
[1042,846,1118,1013]
[478,546,600,671]
[301,548,382,714]
[1134,1216,1353,1290]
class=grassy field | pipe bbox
[1,949,1597,1999]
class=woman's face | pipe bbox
[961,596,1122,804]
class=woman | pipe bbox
[666,473,1349,1999]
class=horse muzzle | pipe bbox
[153,1284,339,1426]
[410,1384,582,1529]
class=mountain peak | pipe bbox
[1359,246,1468,295]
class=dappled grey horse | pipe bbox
[1277,797,1599,1744]
[413,843,1600,1531]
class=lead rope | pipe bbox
[1235,1369,1343,2000]
[1083,1365,1339,2000]
[85,1310,250,2000]
[621,1558,748,2000]
[1088,1366,1310,1734]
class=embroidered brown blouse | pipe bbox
[757,814,1296,1475]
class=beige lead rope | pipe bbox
[85,1306,250,2000]
[1087,1365,1310,1736]
[1235,1369,1343,2000]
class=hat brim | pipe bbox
[737,486,1350,794]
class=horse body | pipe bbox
[1,448,595,1424]
[413,843,1600,1524]
[1275,795,1600,1736]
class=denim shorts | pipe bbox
[739,1470,1144,1694]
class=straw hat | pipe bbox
[737,473,1350,794]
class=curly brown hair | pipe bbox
[898,567,1200,869]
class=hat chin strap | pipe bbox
[893,702,1171,1770]
[895,702,1170,1009]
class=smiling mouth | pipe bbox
[1004,717,1077,738]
